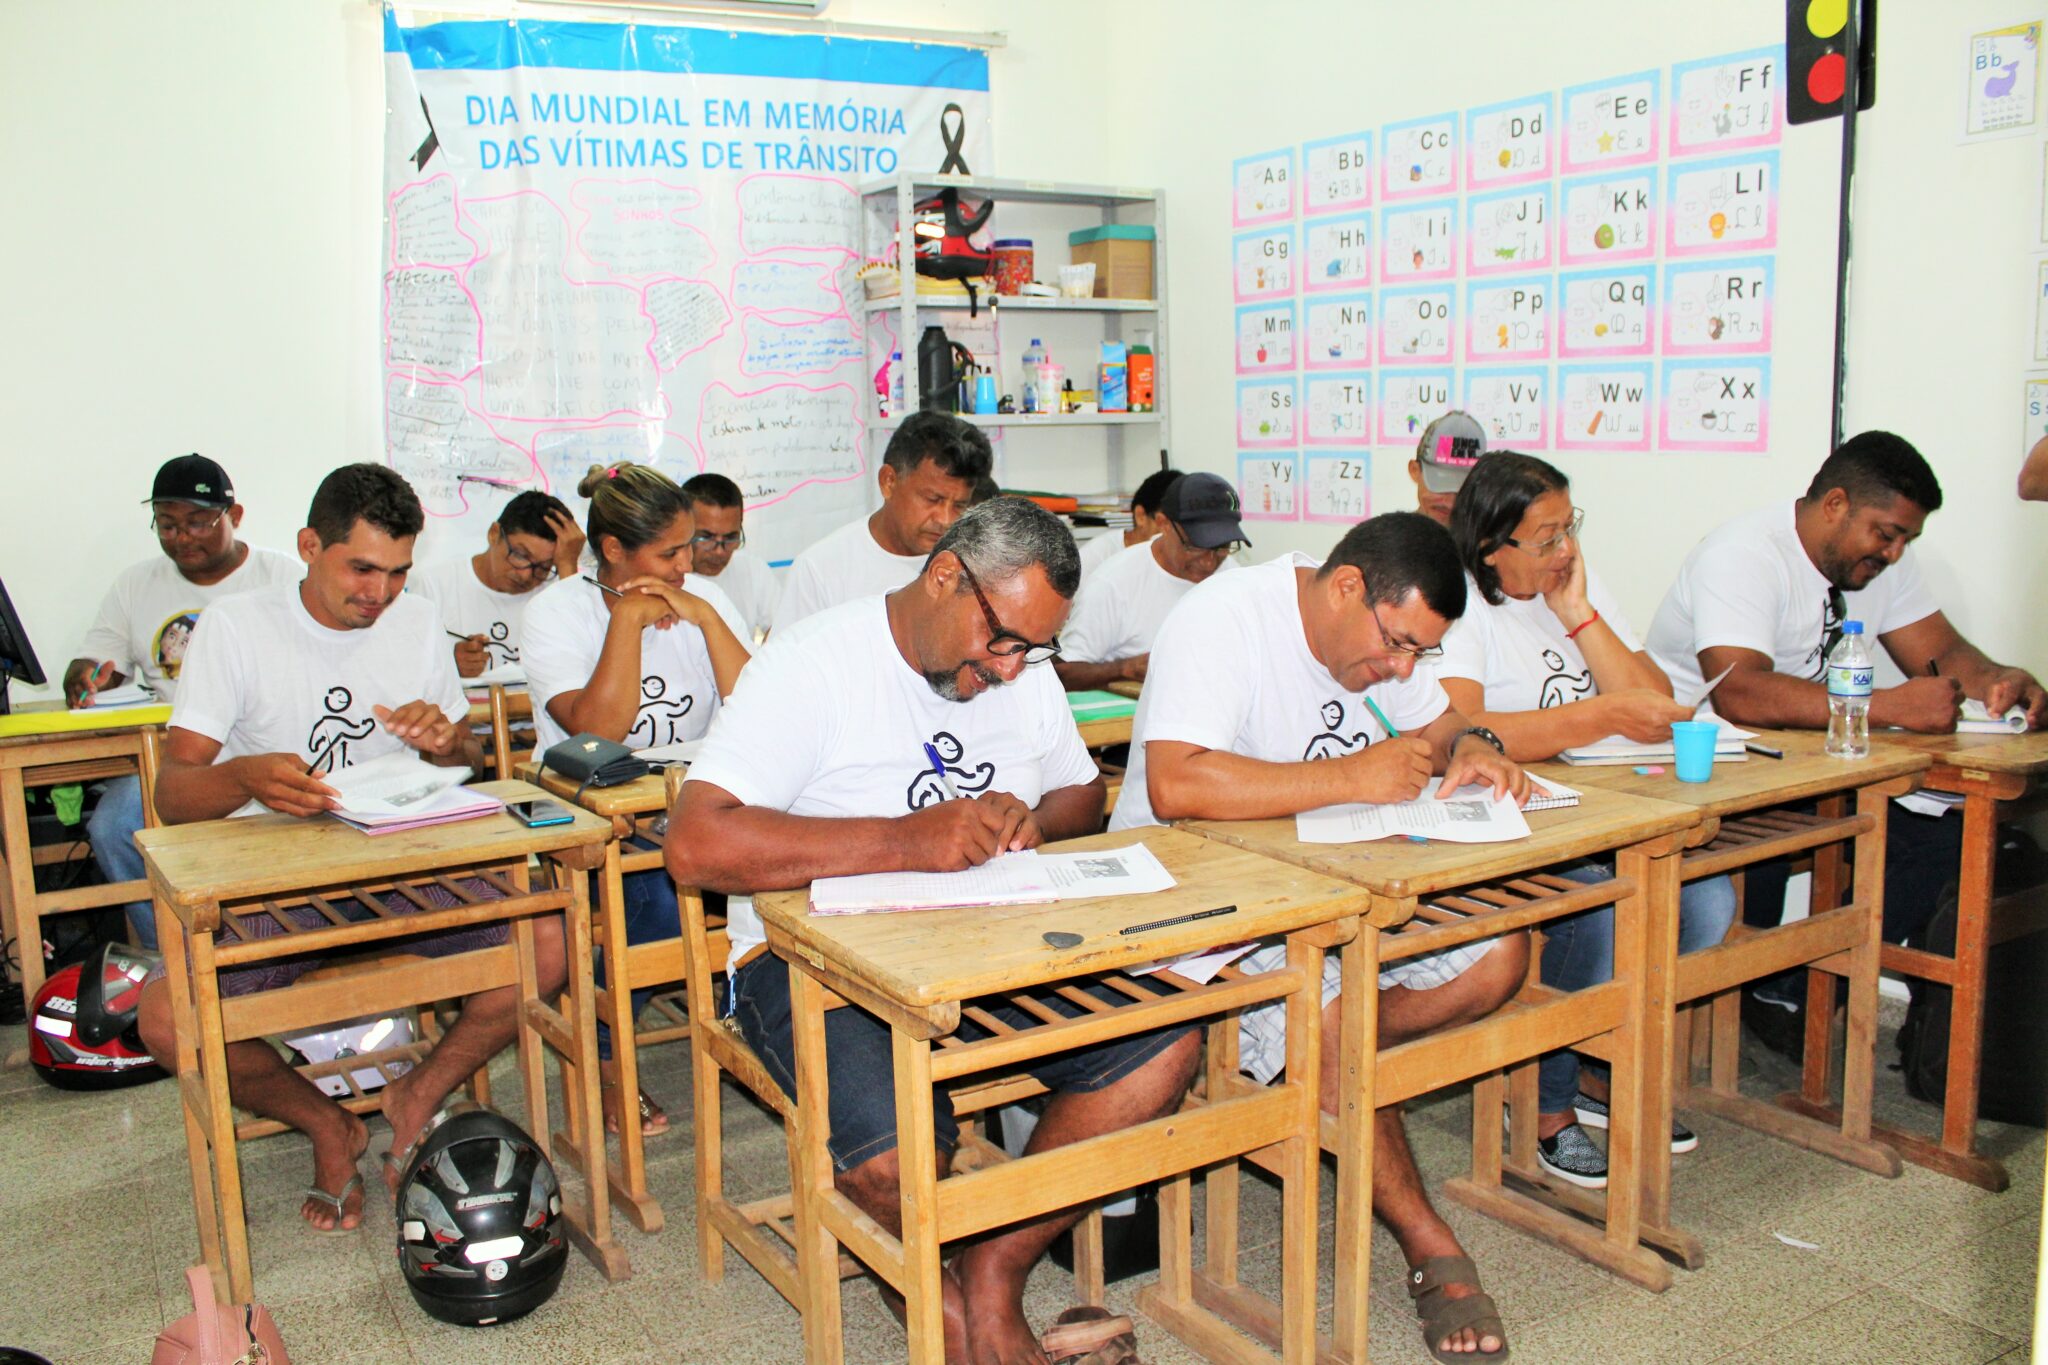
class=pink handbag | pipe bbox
[151,1267,291,1365]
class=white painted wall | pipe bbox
[3,1,2038,703]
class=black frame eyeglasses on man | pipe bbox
[955,558,1061,664]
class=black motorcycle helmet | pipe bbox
[28,943,165,1090]
[394,1103,567,1326]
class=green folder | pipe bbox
[1067,690,1137,721]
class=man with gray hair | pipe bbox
[668,497,1198,1362]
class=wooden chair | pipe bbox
[486,685,535,780]
[662,767,1109,1330]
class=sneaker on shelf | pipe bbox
[1570,1091,1699,1154]
[1536,1122,1608,1189]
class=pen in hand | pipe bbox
[923,741,963,800]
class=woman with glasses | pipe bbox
[523,461,753,1138]
[1441,452,1735,1191]
[414,490,584,677]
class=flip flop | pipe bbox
[1042,1306,1143,1365]
[302,1172,365,1236]
[1407,1255,1509,1364]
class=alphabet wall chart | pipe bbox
[1229,46,1784,521]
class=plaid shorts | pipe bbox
[146,877,510,998]
[1233,934,1503,1085]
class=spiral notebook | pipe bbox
[1526,774,1582,811]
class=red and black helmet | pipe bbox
[29,944,165,1090]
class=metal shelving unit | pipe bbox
[857,174,1170,501]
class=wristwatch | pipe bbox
[1453,726,1506,755]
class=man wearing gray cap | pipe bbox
[66,454,300,948]
[1410,411,1488,527]
[1054,472,1245,693]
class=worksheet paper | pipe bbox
[325,753,473,818]
[1296,785,1532,845]
[635,738,705,765]
[809,842,1176,915]
[86,683,159,708]
[470,663,527,687]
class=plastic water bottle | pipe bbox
[1020,338,1047,414]
[887,350,904,416]
[1825,620,1873,758]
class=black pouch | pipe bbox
[538,733,650,801]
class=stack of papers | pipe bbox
[1296,784,1532,845]
[1559,723,1756,766]
[809,841,1176,915]
[470,662,527,687]
[86,682,159,708]
[1958,700,2030,734]
[325,754,504,836]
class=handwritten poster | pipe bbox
[1382,113,1458,201]
[1304,294,1373,370]
[1966,23,2041,139]
[1464,367,1549,449]
[1304,132,1373,214]
[1466,185,1553,276]
[1305,212,1373,293]
[1378,369,1454,445]
[1237,377,1297,447]
[1558,266,1654,358]
[1305,452,1370,523]
[1235,147,1296,226]
[1383,201,1456,282]
[1670,47,1785,156]
[1304,373,1373,445]
[1556,363,1653,451]
[1666,151,1778,256]
[1562,69,1660,172]
[1238,452,1301,521]
[1663,257,1772,355]
[1234,225,1297,302]
[1467,276,1550,361]
[1381,285,1456,365]
[1660,359,1769,452]
[1467,94,1553,189]
[1560,169,1655,265]
[1236,302,1297,374]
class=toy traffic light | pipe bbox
[1787,0,1877,124]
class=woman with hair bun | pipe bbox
[522,460,752,1137]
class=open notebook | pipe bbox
[325,754,504,835]
[1559,723,1755,766]
[1958,700,2031,734]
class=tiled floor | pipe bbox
[1,1004,2036,1364]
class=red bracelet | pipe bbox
[1566,609,1600,640]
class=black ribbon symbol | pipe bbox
[936,102,969,175]
[412,94,439,172]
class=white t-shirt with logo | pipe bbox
[1645,501,1940,698]
[1077,528,1140,582]
[1061,542,1234,666]
[169,585,468,818]
[698,548,779,638]
[411,557,541,670]
[686,594,1101,970]
[773,516,927,631]
[521,575,751,755]
[76,548,302,702]
[1110,553,1452,832]
[1438,569,1640,714]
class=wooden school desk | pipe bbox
[1779,729,2048,1191]
[755,827,1369,1365]
[518,759,682,1233]
[135,781,622,1303]
[1181,785,1699,1362]
[0,703,169,1022]
[1542,729,1929,1265]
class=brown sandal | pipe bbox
[1407,1254,1509,1364]
[602,1083,670,1138]
[1042,1306,1143,1365]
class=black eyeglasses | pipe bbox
[1170,523,1247,557]
[1503,507,1586,557]
[1369,601,1445,659]
[503,544,557,578]
[1821,586,1847,663]
[955,558,1061,664]
[689,530,746,552]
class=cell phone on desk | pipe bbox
[506,799,574,828]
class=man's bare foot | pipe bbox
[957,1248,1045,1365]
[379,1065,440,1197]
[876,1263,970,1362]
[302,1108,370,1232]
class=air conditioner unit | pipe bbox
[613,0,832,14]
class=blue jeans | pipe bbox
[1538,864,1739,1113]
[596,863,681,1062]
[87,776,155,951]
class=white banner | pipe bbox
[380,10,991,563]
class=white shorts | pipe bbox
[1234,934,1503,1085]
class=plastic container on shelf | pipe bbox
[1020,338,1048,414]
[1098,341,1129,413]
[991,239,1034,295]
[1128,331,1156,412]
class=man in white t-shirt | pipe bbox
[680,472,778,638]
[1076,466,1181,582]
[1055,472,1244,692]
[773,411,991,630]
[135,464,564,1237]
[1409,411,1488,527]
[668,498,1199,1362]
[413,489,582,677]
[1647,432,2047,1038]
[66,454,301,949]
[1112,511,1530,1362]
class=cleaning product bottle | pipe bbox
[1098,341,1129,414]
[1021,338,1047,414]
[1128,330,1156,413]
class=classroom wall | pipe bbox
[1124,0,2047,679]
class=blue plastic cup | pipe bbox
[974,373,998,414]
[1671,720,1719,783]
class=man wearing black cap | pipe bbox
[1054,472,1245,693]
[66,454,300,948]
[1410,411,1488,527]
